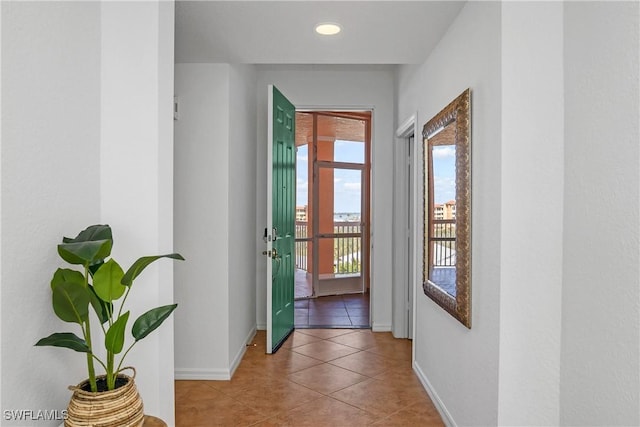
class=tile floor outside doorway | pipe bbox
[175,329,444,426]
[295,269,313,299]
[295,268,370,328]
[295,293,370,328]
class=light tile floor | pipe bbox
[176,329,443,426]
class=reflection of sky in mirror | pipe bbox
[432,145,456,204]
[296,140,363,212]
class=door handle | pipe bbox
[261,248,279,259]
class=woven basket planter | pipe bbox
[65,367,144,427]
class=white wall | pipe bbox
[174,62,258,379]
[100,2,176,423]
[1,3,101,425]
[561,2,640,425]
[1,2,176,425]
[398,2,640,426]
[395,2,502,425]
[255,65,395,331]
[228,64,258,369]
[499,3,564,425]
[175,63,231,378]
[3,2,262,421]
[156,4,177,418]
[1,1,3,413]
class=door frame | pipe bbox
[296,106,373,311]
[393,112,420,342]
[313,162,367,296]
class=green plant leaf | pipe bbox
[121,254,185,287]
[132,304,177,341]
[50,268,85,290]
[35,332,90,353]
[93,259,126,302]
[88,260,104,277]
[58,240,113,266]
[62,224,113,244]
[105,311,129,354]
[88,285,111,324]
[52,282,90,324]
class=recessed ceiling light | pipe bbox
[315,23,341,36]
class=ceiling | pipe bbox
[175,1,466,64]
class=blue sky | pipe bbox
[296,140,364,213]
[432,145,456,204]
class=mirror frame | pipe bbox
[422,89,471,328]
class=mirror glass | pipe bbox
[423,89,471,328]
[428,136,457,296]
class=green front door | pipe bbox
[266,85,295,353]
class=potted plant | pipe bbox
[35,224,184,427]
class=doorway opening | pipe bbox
[293,111,371,328]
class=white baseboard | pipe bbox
[413,361,456,427]
[176,327,258,381]
[257,323,266,330]
[174,368,230,381]
[371,322,392,332]
[229,326,257,377]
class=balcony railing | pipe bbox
[430,219,456,267]
[295,221,362,274]
[295,221,309,271]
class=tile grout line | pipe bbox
[175,330,441,426]
[281,341,385,422]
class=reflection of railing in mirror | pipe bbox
[430,219,457,296]
[295,221,361,274]
[430,219,456,267]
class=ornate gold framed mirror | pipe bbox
[423,89,471,328]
